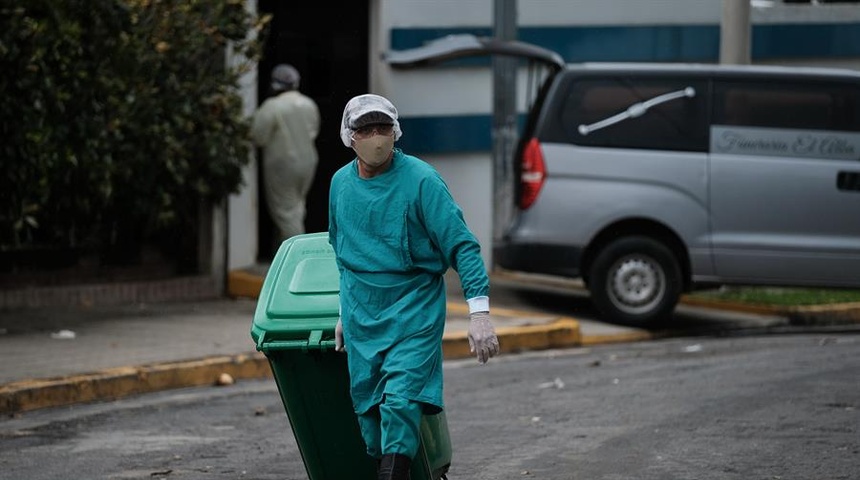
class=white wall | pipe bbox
[424,153,494,265]
[518,0,722,26]
[376,1,497,268]
[752,1,860,23]
[226,0,259,270]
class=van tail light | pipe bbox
[519,137,546,210]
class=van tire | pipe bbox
[588,236,682,327]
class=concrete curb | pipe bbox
[580,329,655,346]
[443,319,582,358]
[0,353,272,415]
[443,301,583,356]
[786,302,860,325]
[680,296,860,325]
[227,270,265,301]
[1,318,584,415]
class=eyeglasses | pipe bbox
[353,123,394,139]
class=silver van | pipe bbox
[389,35,860,326]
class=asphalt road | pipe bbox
[1,332,857,480]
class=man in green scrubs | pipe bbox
[329,94,500,480]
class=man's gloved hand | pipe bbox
[335,318,344,352]
[468,311,500,364]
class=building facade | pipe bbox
[226,0,860,274]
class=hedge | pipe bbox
[0,0,268,270]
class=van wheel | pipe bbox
[588,236,681,327]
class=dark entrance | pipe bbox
[256,1,369,261]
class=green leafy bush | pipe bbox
[0,0,267,270]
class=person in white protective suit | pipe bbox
[251,64,321,243]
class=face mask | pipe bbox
[353,134,394,168]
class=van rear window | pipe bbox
[560,77,708,152]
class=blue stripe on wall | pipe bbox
[752,23,860,58]
[518,25,720,62]
[391,23,860,63]
[397,114,528,154]
[397,115,493,154]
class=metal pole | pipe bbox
[720,0,752,64]
[492,0,517,254]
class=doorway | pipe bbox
[256,1,370,261]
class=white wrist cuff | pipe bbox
[466,296,489,314]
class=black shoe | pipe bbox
[378,453,411,480]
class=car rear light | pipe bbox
[519,137,546,210]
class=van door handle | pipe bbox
[837,171,860,192]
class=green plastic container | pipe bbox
[251,232,452,480]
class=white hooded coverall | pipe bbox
[251,90,320,241]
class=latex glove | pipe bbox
[335,318,344,352]
[468,311,500,364]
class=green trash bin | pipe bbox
[251,232,452,480]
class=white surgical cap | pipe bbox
[271,64,300,92]
[340,94,402,147]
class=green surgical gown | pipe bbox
[328,149,489,415]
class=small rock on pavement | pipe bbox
[50,329,76,340]
[215,373,234,386]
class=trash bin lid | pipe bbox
[251,233,340,347]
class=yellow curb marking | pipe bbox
[227,270,264,299]
[0,353,272,415]
[443,319,581,360]
[680,295,786,316]
[445,300,583,356]
[580,330,654,346]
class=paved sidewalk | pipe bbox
[0,282,594,414]
[0,297,588,385]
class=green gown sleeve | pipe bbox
[417,172,489,301]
